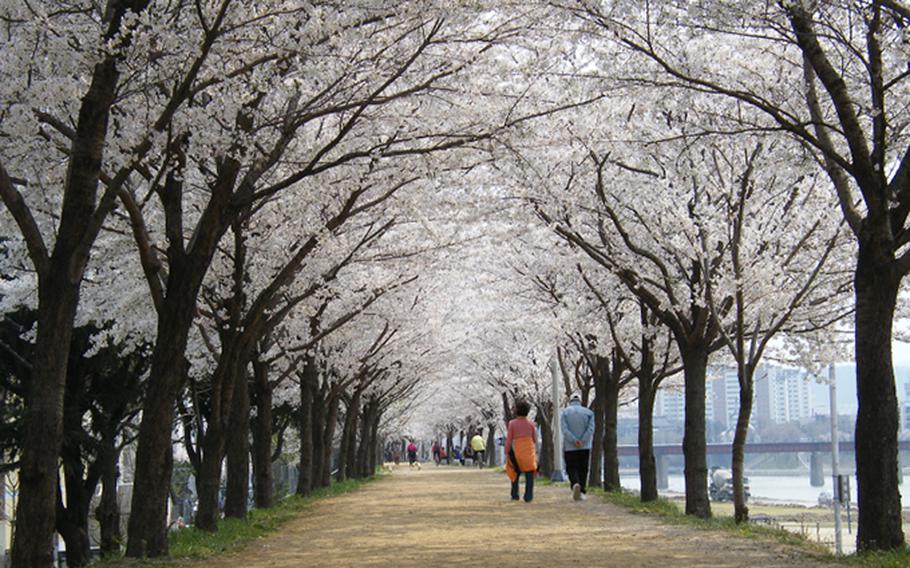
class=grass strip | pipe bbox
[591,487,910,567]
[89,476,376,567]
[835,549,910,568]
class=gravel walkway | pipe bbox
[197,466,834,567]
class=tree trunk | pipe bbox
[54,341,103,568]
[367,411,381,475]
[194,424,224,531]
[194,364,244,530]
[320,393,340,487]
[337,391,360,481]
[97,423,121,555]
[196,336,250,530]
[126,147,240,556]
[311,386,326,488]
[590,357,607,489]
[344,394,361,478]
[356,404,372,478]
[296,355,316,496]
[224,367,251,519]
[12,282,80,568]
[485,424,497,467]
[55,480,92,568]
[7,10,140,555]
[681,344,711,519]
[603,371,621,492]
[589,393,603,488]
[125,334,189,553]
[502,392,513,424]
[854,248,904,550]
[537,404,554,476]
[638,378,659,502]
[250,359,273,509]
[56,409,102,568]
[732,375,753,524]
[127,287,197,556]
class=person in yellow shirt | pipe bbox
[470,433,487,468]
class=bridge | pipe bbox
[616,440,910,489]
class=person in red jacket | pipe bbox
[406,440,420,469]
[432,441,441,465]
[505,400,538,502]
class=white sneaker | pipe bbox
[572,483,581,501]
[580,493,587,501]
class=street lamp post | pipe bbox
[829,363,843,555]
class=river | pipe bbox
[619,473,910,508]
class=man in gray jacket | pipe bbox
[560,393,595,501]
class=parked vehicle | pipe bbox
[709,467,750,502]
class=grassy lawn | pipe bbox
[89,477,376,567]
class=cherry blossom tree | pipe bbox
[531,135,728,518]
[106,3,575,554]
[563,0,910,550]
[0,1,231,562]
[695,139,852,522]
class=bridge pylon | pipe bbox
[809,452,825,487]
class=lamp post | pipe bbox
[549,356,565,481]
[829,363,843,555]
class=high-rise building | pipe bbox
[654,379,715,424]
[654,364,813,430]
[654,386,685,423]
[708,366,742,431]
[754,364,812,426]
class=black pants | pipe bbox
[564,449,590,493]
[511,472,534,502]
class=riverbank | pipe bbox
[659,493,910,555]
[622,472,910,510]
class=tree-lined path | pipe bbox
[199,468,830,567]
[6,3,910,565]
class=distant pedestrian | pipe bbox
[407,440,421,469]
[560,393,595,501]
[505,400,538,502]
[432,441,441,465]
[470,433,486,467]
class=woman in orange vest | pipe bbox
[505,400,538,502]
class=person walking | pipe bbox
[560,393,595,501]
[407,440,421,469]
[470,432,486,468]
[432,441,441,466]
[505,400,538,502]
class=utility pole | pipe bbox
[829,363,843,555]
[549,356,565,481]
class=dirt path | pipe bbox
[199,466,833,567]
